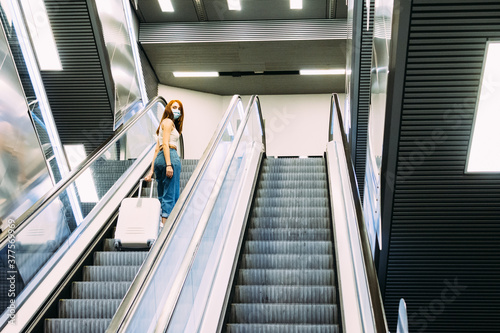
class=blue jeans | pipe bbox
[154,148,181,218]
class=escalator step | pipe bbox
[58,299,121,318]
[71,282,131,299]
[236,269,335,286]
[253,197,328,208]
[256,188,329,198]
[229,304,337,324]
[226,324,339,333]
[258,180,327,190]
[247,228,331,241]
[243,241,333,255]
[45,318,111,333]
[82,266,140,281]
[261,165,326,174]
[233,285,336,304]
[260,173,327,181]
[93,252,148,266]
[251,207,330,218]
[249,217,331,229]
[240,254,333,269]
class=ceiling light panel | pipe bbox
[227,0,241,11]
[290,0,303,9]
[300,69,346,75]
[158,0,174,12]
[173,72,219,77]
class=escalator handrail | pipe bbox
[329,93,388,332]
[0,96,167,248]
[107,95,245,333]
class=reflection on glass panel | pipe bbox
[0,103,161,318]
[0,16,52,224]
[94,0,142,129]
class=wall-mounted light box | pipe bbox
[466,41,500,173]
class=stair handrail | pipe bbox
[107,95,246,332]
[328,93,388,332]
[0,96,168,249]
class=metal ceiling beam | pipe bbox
[140,19,348,43]
[192,0,208,21]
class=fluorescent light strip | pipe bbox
[467,41,500,172]
[227,0,241,11]
[158,0,174,12]
[20,0,62,71]
[300,69,346,75]
[173,72,219,77]
[290,0,303,9]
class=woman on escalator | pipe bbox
[144,100,184,228]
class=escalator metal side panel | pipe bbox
[0,149,155,333]
[198,148,264,333]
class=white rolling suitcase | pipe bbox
[114,179,161,250]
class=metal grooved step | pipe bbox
[225,157,340,333]
[45,160,198,333]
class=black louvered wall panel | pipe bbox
[355,0,374,201]
[42,0,113,154]
[140,46,158,100]
[384,1,500,332]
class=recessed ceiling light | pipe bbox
[300,69,346,75]
[227,0,241,11]
[173,72,219,77]
[158,0,174,12]
[290,0,302,9]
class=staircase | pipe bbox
[44,159,198,333]
[225,157,340,333]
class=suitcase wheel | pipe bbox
[114,239,122,251]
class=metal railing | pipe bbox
[327,93,388,332]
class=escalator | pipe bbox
[224,157,339,332]
[224,157,339,331]
[43,159,198,333]
[102,94,388,333]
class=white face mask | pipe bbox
[173,109,181,120]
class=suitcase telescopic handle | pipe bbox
[139,179,156,198]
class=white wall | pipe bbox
[226,94,342,157]
[159,84,345,158]
[158,85,225,159]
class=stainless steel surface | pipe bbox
[328,93,388,332]
[397,298,408,333]
[0,96,166,249]
[107,95,243,333]
[94,0,142,129]
[0,20,52,226]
